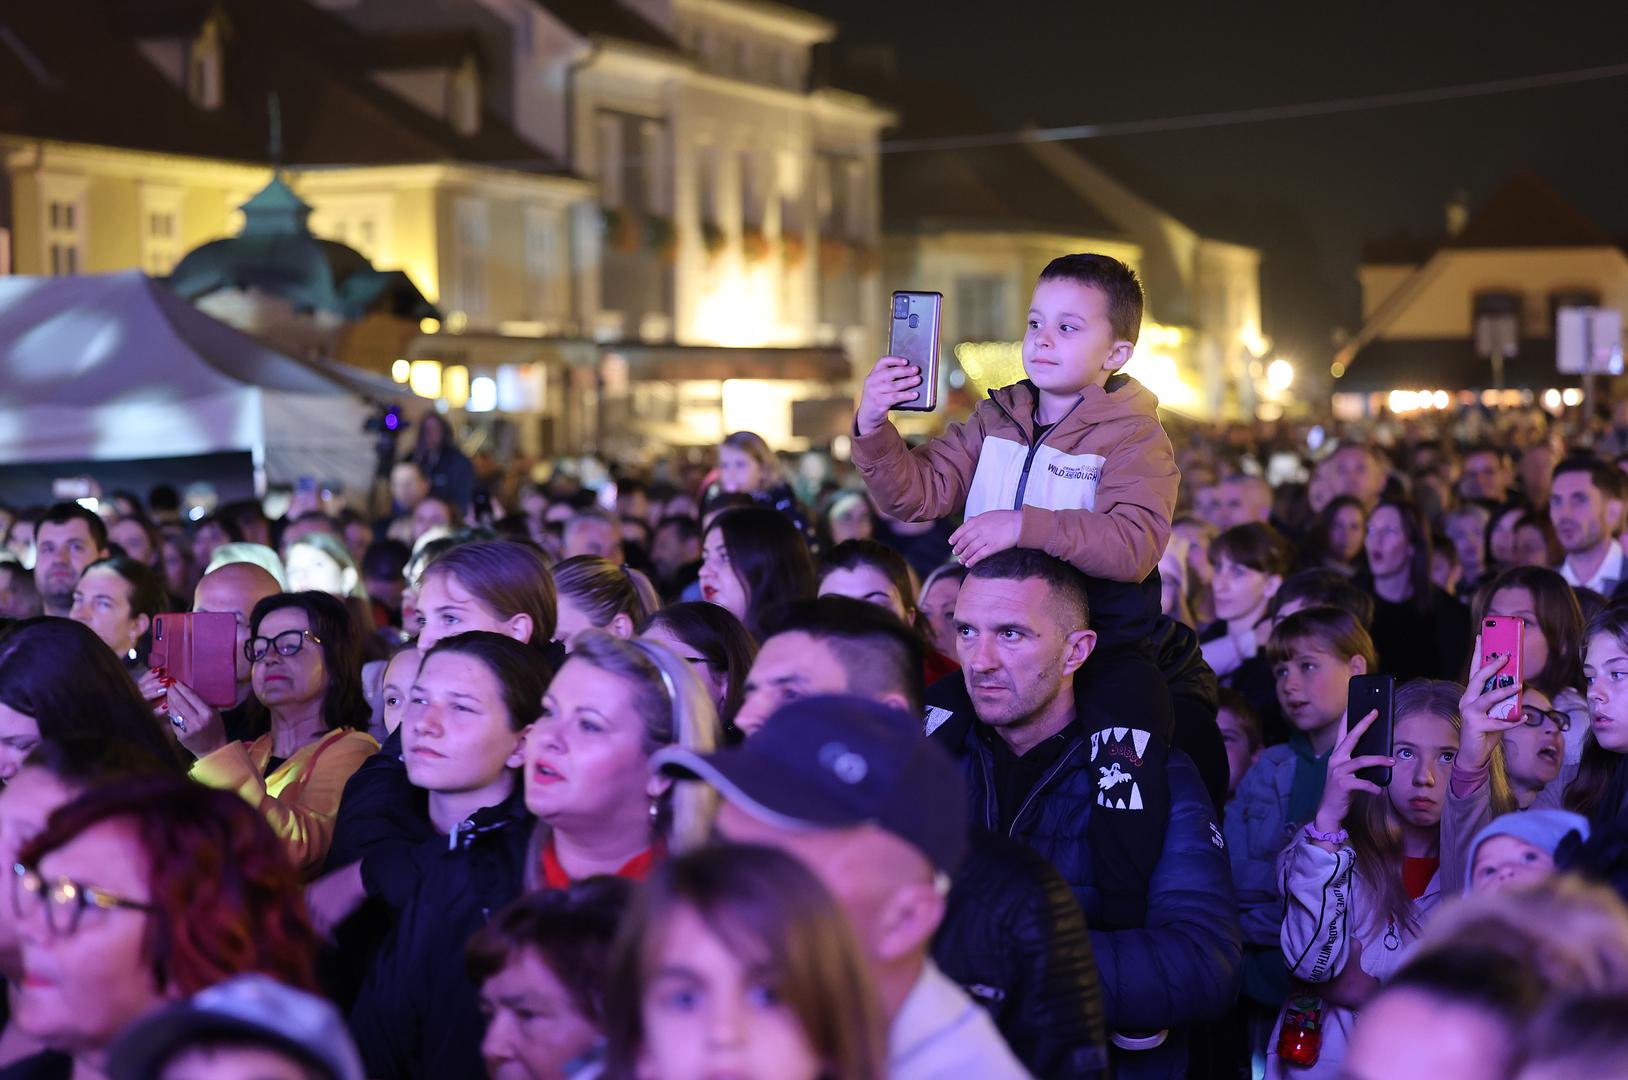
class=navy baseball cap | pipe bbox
[108,975,364,1080]
[654,694,969,874]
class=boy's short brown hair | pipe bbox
[1038,253,1144,345]
[1266,605,1378,673]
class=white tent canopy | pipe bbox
[0,270,407,497]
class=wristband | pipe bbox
[1304,823,1349,845]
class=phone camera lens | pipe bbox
[893,296,909,318]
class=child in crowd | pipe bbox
[605,843,887,1080]
[1464,808,1590,894]
[1270,679,1462,1079]
[1216,688,1263,800]
[1226,607,1376,1057]
[850,253,1179,647]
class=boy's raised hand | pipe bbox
[950,510,1023,566]
[856,356,923,436]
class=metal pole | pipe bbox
[1584,307,1597,440]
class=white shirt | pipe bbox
[889,962,1032,1080]
[1561,537,1625,596]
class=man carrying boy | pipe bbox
[850,253,1179,645]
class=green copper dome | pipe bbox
[167,174,435,321]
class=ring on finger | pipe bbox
[169,711,185,731]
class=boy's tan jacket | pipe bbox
[851,376,1179,583]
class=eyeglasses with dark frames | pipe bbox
[11,863,155,936]
[244,628,323,664]
[1520,706,1571,733]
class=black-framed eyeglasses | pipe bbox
[11,863,155,936]
[1521,707,1571,733]
[244,629,322,664]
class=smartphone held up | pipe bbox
[887,291,941,412]
[1478,616,1524,721]
[1347,674,1396,787]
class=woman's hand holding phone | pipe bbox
[1310,710,1394,847]
[165,679,229,759]
[856,356,922,437]
[1457,636,1525,772]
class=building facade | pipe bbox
[1336,173,1625,417]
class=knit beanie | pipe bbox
[1464,808,1591,892]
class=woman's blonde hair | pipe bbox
[525,632,720,887]
[605,844,887,1080]
[553,556,659,630]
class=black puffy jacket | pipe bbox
[934,830,1109,1079]
[348,791,531,1080]
[929,698,1242,1079]
[1150,615,1229,814]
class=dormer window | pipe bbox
[449,53,480,137]
[188,14,223,110]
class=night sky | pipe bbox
[800,0,1628,368]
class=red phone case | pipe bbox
[1479,616,1524,722]
[150,612,239,708]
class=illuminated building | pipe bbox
[1336,173,1624,417]
[0,0,887,456]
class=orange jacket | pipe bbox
[192,727,379,878]
[852,377,1178,583]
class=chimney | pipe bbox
[1445,188,1471,237]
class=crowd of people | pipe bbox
[0,253,1626,1079]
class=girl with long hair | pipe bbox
[1360,500,1472,682]
[0,618,186,782]
[1567,601,1628,830]
[709,431,810,538]
[523,632,721,889]
[699,508,815,639]
[605,844,887,1080]
[639,602,757,738]
[1269,679,1464,1078]
[1303,495,1367,577]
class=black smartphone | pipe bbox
[887,290,942,412]
[1347,674,1396,787]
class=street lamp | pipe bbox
[1266,358,1295,393]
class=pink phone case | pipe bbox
[1479,616,1524,722]
[150,612,239,708]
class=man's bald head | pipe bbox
[195,562,283,686]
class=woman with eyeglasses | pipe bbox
[0,778,316,1080]
[173,591,377,878]
[0,740,177,1071]
[637,602,757,739]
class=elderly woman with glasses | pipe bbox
[169,591,377,877]
[2,778,317,1080]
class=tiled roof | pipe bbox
[0,0,567,172]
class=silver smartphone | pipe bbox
[888,290,942,412]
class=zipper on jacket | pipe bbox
[1007,740,1084,837]
[991,389,1086,511]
